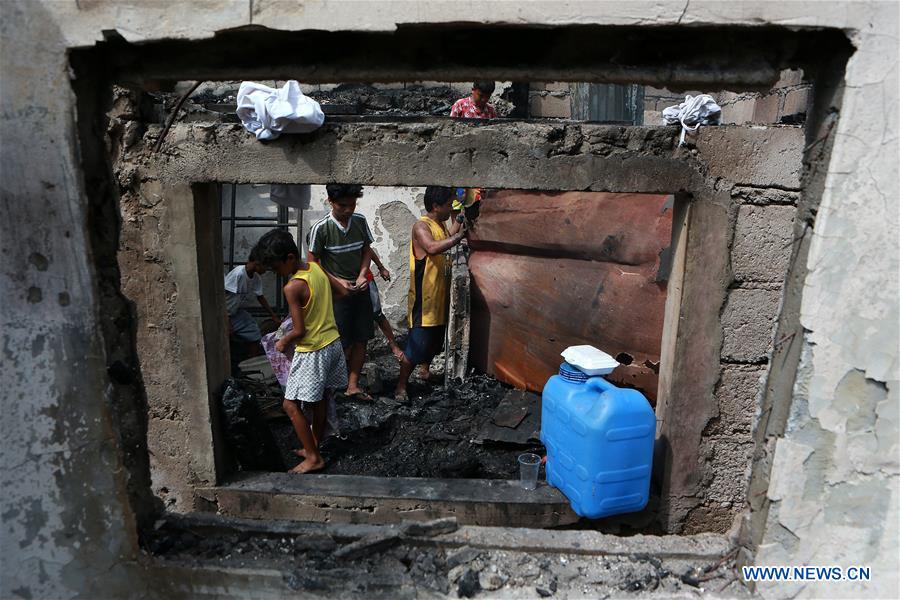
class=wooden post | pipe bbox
[444,244,471,385]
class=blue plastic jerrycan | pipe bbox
[541,362,655,519]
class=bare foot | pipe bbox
[391,345,404,363]
[344,388,374,401]
[289,456,325,474]
[294,448,308,459]
[417,369,440,383]
[395,389,409,403]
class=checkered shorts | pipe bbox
[284,338,348,402]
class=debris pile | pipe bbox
[146,514,749,597]
[150,81,514,121]
[220,378,285,471]
[269,360,545,478]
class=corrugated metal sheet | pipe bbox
[570,83,645,124]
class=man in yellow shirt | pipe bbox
[259,228,346,474]
[395,187,466,401]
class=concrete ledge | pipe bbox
[151,120,692,193]
[165,511,731,559]
[197,473,580,528]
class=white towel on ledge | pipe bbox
[662,94,722,145]
[236,80,325,141]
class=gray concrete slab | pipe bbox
[163,510,730,558]
[198,472,579,528]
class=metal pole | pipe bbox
[228,183,237,269]
[275,203,290,312]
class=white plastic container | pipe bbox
[560,345,620,376]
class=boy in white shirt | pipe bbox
[225,246,280,357]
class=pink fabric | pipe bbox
[262,318,295,387]
[450,96,498,119]
[263,318,341,438]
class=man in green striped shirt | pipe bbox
[307,184,376,400]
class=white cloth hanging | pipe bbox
[269,184,311,209]
[662,94,722,146]
[236,80,325,140]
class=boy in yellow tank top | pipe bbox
[257,229,347,474]
[395,186,466,401]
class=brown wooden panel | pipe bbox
[468,191,671,402]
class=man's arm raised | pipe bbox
[412,220,464,257]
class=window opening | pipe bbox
[107,69,810,535]
[210,185,674,488]
[220,183,304,316]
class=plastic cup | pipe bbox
[518,453,541,490]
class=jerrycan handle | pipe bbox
[586,376,616,394]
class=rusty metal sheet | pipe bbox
[468,191,672,403]
[469,191,673,266]
[492,390,533,429]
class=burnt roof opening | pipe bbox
[99,24,851,91]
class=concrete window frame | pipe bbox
[72,24,851,536]
[124,120,801,533]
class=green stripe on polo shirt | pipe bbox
[308,213,373,280]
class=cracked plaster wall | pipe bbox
[2,1,897,598]
[751,3,900,598]
[1,1,152,598]
[305,185,424,328]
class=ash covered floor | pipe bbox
[146,513,748,598]
[266,347,544,479]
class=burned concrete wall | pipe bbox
[110,114,690,514]
[116,111,804,537]
[111,88,229,512]
[1,2,155,597]
[4,2,897,598]
[651,126,804,534]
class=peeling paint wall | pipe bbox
[306,185,425,327]
[1,1,151,597]
[751,4,900,597]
